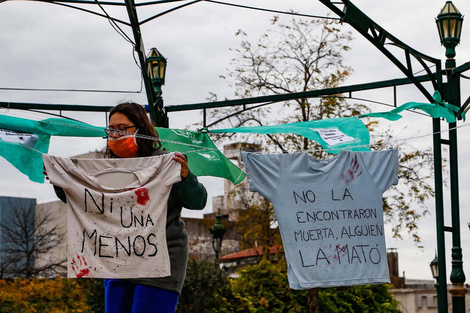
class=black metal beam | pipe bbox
[319,0,442,103]
[165,74,435,112]
[0,74,433,114]
[123,0,160,125]
[0,102,114,112]
[453,61,470,75]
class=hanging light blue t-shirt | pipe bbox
[242,149,398,289]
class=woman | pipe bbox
[53,101,207,313]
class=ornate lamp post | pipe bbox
[430,253,439,283]
[210,209,226,263]
[146,48,168,127]
[430,253,441,308]
[435,2,467,312]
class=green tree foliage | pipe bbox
[0,267,401,312]
[76,279,105,313]
[231,259,308,313]
[230,259,401,313]
[318,284,402,313]
[176,259,249,313]
[0,278,93,313]
[209,16,434,243]
[236,195,282,255]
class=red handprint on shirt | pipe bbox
[341,155,362,184]
[72,255,94,278]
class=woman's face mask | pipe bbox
[107,130,139,158]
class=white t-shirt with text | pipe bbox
[242,150,398,289]
[43,153,181,279]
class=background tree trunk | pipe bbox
[306,288,319,313]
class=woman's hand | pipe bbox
[173,152,189,179]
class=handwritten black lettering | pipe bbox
[369,245,381,264]
[340,224,383,238]
[120,206,133,228]
[293,190,316,204]
[99,235,114,258]
[299,249,314,267]
[134,214,144,227]
[337,209,377,220]
[343,188,353,200]
[84,189,105,214]
[147,234,158,257]
[295,210,340,223]
[115,237,131,257]
[316,248,330,265]
[146,215,155,227]
[133,235,146,257]
[298,248,331,267]
[335,244,382,265]
[81,229,97,255]
[294,228,335,242]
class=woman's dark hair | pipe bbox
[105,101,161,157]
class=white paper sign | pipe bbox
[312,127,356,146]
[0,128,38,148]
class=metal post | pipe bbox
[433,117,449,313]
[123,0,159,125]
[448,124,467,312]
[445,66,467,312]
[210,209,226,264]
[156,96,168,128]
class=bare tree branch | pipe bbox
[0,201,66,278]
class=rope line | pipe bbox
[0,110,468,154]
[202,0,341,21]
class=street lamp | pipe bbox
[430,254,439,281]
[210,209,226,263]
[430,254,440,303]
[435,2,467,312]
[146,47,168,128]
[436,1,463,66]
[146,47,167,96]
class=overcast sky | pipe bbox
[1,0,470,282]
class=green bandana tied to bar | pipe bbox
[360,91,465,123]
[209,117,371,154]
[0,114,246,184]
[0,116,105,183]
[155,128,246,184]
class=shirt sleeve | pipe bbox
[358,149,399,192]
[157,153,182,186]
[42,154,70,190]
[241,152,284,200]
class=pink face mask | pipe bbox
[107,133,139,158]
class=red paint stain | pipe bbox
[342,156,362,184]
[72,255,93,278]
[134,187,150,205]
[78,254,88,266]
[76,268,91,278]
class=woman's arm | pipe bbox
[175,171,207,210]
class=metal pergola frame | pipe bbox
[1,0,468,312]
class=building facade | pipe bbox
[0,196,36,278]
